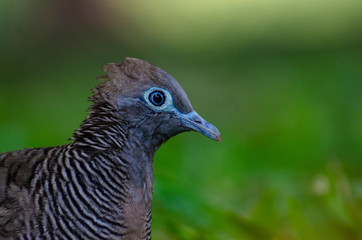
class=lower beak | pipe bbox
[176,111,222,142]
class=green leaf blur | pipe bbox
[0,1,361,239]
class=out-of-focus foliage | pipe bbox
[0,0,361,239]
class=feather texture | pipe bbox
[0,58,220,239]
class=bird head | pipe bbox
[92,58,221,148]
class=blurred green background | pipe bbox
[1,0,361,239]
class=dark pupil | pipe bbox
[149,91,165,106]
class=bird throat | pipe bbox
[118,128,156,239]
[73,104,161,238]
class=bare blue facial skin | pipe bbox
[143,87,221,142]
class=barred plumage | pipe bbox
[0,58,221,239]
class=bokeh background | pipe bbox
[1,0,361,239]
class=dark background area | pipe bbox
[0,1,361,239]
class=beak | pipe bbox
[176,111,222,142]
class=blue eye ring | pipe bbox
[149,90,165,106]
[144,87,174,111]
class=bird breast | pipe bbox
[122,177,153,239]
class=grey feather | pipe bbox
[0,58,220,240]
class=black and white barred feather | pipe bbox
[0,99,151,239]
[0,57,220,239]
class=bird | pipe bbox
[0,57,221,240]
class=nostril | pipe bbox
[194,119,202,124]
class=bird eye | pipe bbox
[149,90,165,106]
[144,87,174,111]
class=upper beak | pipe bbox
[176,111,222,142]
